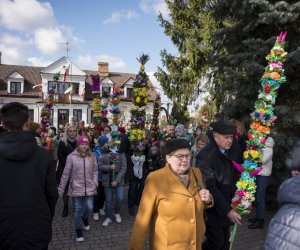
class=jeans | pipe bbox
[72,196,94,229]
[104,185,124,219]
[255,175,269,219]
[128,177,145,210]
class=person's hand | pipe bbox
[111,164,116,170]
[111,181,117,187]
[199,189,212,204]
[227,209,242,225]
[291,170,300,177]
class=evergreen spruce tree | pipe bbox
[211,1,300,196]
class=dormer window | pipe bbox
[126,87,133,99]
[10,82,22,94]
[7,71,24,94]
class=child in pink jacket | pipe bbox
[58,136,98,242]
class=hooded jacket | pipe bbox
[58,150,98,197]
[0,131,58,250]
[265,176,300,249]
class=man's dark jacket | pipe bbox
[0,131,58,250]
[196,138,242,227]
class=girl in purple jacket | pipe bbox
[58,136,98,242]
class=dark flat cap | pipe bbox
[212,120,236,135]
[164,138,191,155]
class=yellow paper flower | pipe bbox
[237,180,247,189]
[250,150,260,159]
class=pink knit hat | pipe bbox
[77,136,89,146]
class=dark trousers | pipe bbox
[202,224,230,250]
[255,175,269,219]
[128,177,145,210]
[93,181,105,212]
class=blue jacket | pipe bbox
[93,146,104,181]
[265,175,300,249]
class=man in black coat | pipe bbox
[0,102,58,250]
[196,120,242,250]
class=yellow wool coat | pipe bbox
[129,165,207,250]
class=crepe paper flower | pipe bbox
[109,85,121,181]
[129,53,150,159]
[236,180,247,189]
[240,171,251,180]
[91,74,101,92]
[235,190,245,197]
[231,32,288,216]
[243,160,258,171]
[40,72,59,135]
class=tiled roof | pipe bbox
[0,64,158,101]
[0,64,43,94]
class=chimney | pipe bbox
[98,62,109,77]
[0,51,2,65]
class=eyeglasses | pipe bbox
[171,153,191,161]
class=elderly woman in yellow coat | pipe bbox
[129,138,213,250]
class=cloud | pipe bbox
[0,0,83,63]
[0,0,55,33]
[77,54,126,71]
[27,57,53,67]
[103,10,139,25]
[0,33,29,64]
[139,0,170,18]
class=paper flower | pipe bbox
[231,32,288,215]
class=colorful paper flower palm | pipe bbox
[150,95,161,144]
[231,32,288,215]
[109,85,121,181]
[91,74,101,118]
[129,54,150,179]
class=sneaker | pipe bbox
[114,213,122,223]
[99,208,105,215]
[102,217,112,227]
[82,217,90,231]
[93,213,99,221]
[76,229,84,242]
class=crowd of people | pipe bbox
[0,101,299,250]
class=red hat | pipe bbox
[77,136,89,146]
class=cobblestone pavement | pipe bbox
[49,188,274,250]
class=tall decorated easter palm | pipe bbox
[109,85,121,181]
[150,94,161,145]
[129,53,150,179]
[229,32,288,244]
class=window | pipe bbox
[102,86,111,96]
[10,82,21,94]
[72,82,79,95]
[127,87,133,99]
[29,109,34,121]
[73,109,82,124]
[48,81,71,94]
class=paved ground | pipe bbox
[49,188,274,250]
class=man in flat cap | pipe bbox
[196,120,242,250]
